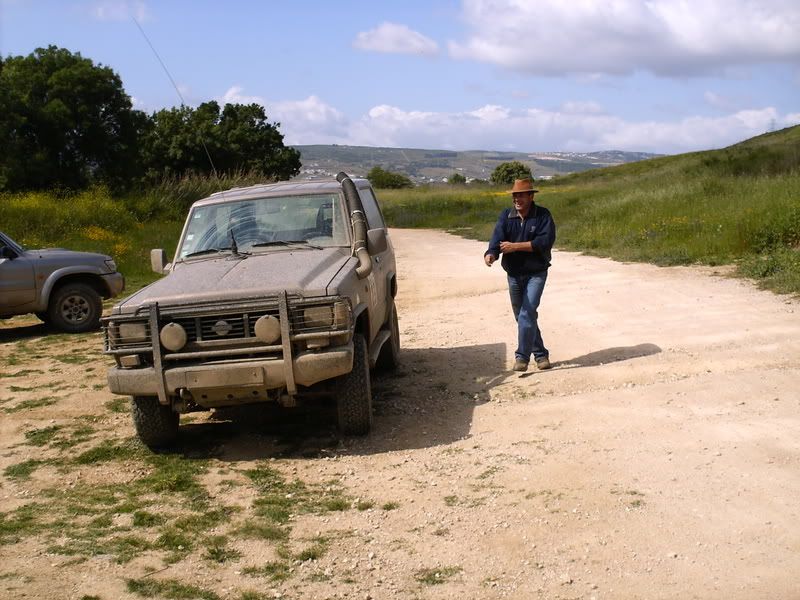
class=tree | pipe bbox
[448,172,467,185]
[490,161,533,185]
[141,101,300,182]
[0,46,144,192]
[366,166,413,189]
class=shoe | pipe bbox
[512,359,529,372]
[536,357,552,370]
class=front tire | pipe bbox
[47,282,102,333]
[131,396,179,448]
[336,334,372,435]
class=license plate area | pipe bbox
[186,366,264,389]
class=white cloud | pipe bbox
[216,86,799,153]
[448,0,800,76]
[332,103,799,154]
[353,22,439,56]
[219,87,349,145]
[90,0,149,22]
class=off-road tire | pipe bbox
[131,396,179,448]
[336,334,372,435]
[47,282,102,333]
[376,300,400,371]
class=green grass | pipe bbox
[4,459,49,480]
[242,561,291,582]
[414,565,463,585]
[3,396,58,413]
[126,577,221,600]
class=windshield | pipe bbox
[0,232,24,253]
[178,193,349,258]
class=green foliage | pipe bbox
[141,102,301,183]
[490,161,533,185]
[366,166,413,189]
[0,46,143,192]
[448,172,467,185]
[0,46,299,193]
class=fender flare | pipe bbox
[39,266,107,312]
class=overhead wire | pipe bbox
[131,15,219,179]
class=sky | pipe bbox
[1,0,799,155]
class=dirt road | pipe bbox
[2,228,799,599]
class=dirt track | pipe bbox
[2,228,799,599]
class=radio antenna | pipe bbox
[132,15,219,178]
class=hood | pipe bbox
[29,248,112,262]
[114,247,353,314]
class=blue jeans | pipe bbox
[507,272,548,363]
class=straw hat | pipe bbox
[508,178,539,194]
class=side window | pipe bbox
[357,187,386,230]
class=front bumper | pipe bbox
[107,342,353,407]
[102,272,125,297]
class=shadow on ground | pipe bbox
[169,343,508,461]
[0,322,50,343]
[555,343,662,369]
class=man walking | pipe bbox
[484,178,556,372]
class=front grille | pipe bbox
[104,297,351,356]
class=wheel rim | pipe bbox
[60,294,91,324]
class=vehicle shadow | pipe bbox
[172,342,508,461]
[0,322,49,343]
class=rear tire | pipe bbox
[376,300,400,371]
[131,396,179,448]
[336,334,372,435]
[47,282,102,333]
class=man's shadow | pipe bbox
[551,343,661,370]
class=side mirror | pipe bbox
[367,228,388,254]
[151,249,168,274]
[0,246,16,259]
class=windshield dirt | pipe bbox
[178,193,349,258]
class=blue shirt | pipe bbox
[485,204,556,275]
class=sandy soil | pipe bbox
[1,228,799,600]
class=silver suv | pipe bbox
[0,230,125,332]
[103,173,399,447]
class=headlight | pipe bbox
[303,306,333,329]
[117,322,148,344]
[160,322,187,352]
[105,259,117,271]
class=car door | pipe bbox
[0,244,36,310]
[357,185,389,339]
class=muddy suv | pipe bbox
[0,230,125,332]
[103,173,399,447]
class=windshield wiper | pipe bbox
[252,240,321,249]
[185,247,228,257]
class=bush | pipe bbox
[490,161,533,185]
[366,166,413,189]
[448,173,466,185]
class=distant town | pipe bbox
[293,145,662,184]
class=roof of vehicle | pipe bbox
[195,177,370,208]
